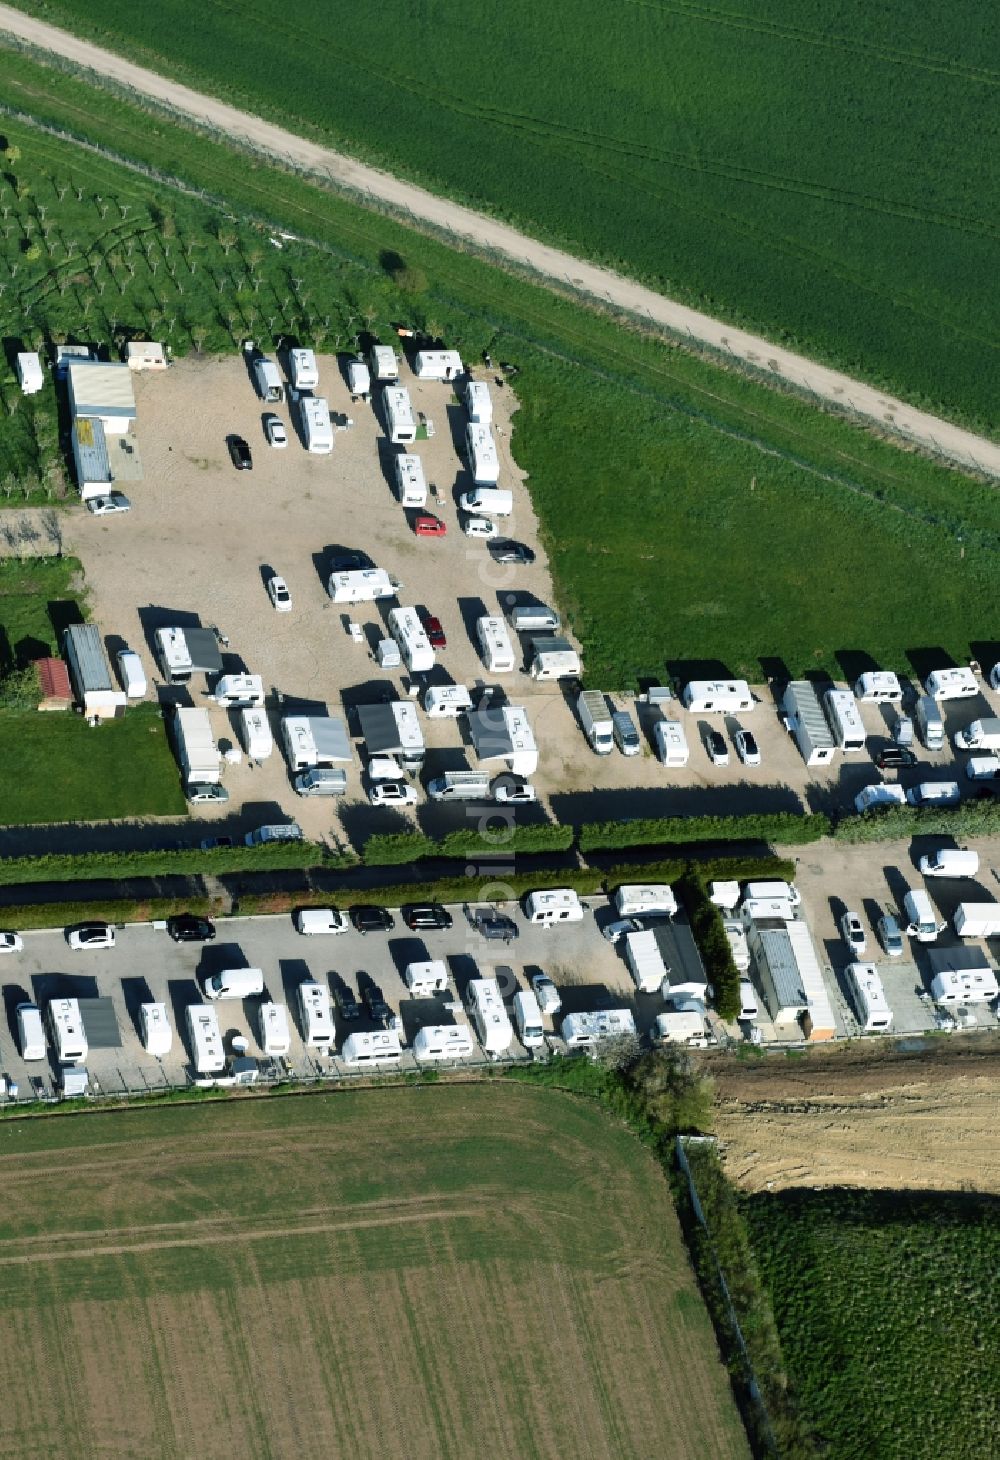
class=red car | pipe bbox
[419,610,446,649]
[413,514,447,537]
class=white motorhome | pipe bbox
[654,718,689,767]
[155,626,194,683]
[924,667,978,700]
[394,452,427,507]
[459,487,513,516]
[823,688,867,752]
[288,347,318,390]
[415,349,462,380]
[466,978,514,1055]
[213,673,265,709]
[370,344,399,382]
[624,929,668,995]
[523,888,584,927]
[915,694,945,751]
[47,998,88,1064]
[846,963,892,1032]
[387,606,436,673]
[403,961,449,997]
[465,423,500,485]
[258,1002,291,1057]
[578,690,613,754]
[615,884,677,918]
[424,684,473,718]
[465,379,493,424]
[300,395,334,454]
[328,567,399,604]
[681,680,754,714]
[298,981,335,1049]
[413,1023,475,1062]
[560,1009,636,1049]
[140,1002,173,1057]
[477,616,516,673]
[341,1029,403,1067]
[383,386,416,443]
[254,356,283,403]
[512,989,545,1048]
[528,636,581,681]
[173,707,221,787]
[853,671,903,703]
[186,1004,225,1075]
[240,707,274,761]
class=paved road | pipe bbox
[1,5,998,479]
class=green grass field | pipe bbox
[8,0,1000,430]
[0,58,998,682]
[743,1188,1000,1458]
[0,554,82,669]
[0,1086,748,1458]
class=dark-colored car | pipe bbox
[166,914,217,943]
[877,746,918,769]
[350,905,395,934]
[359,973,391,1025]
[330,549,374,574]
[227,435,252,470]
[489,539,534,566]
[329,973,361,1021]
[472,909,519,943]
[419,610,446,649]
[402,902,454,931]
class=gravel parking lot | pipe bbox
[61,353,1000,848]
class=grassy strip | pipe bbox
[578,812,829,853]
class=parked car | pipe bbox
[876,911,904,958]
[0,931,23,953]
[359,974,391,1024]
[368,780,418,807]
[472,908,519,942]
[704,728,729,767]
[877,746,918,769]
[68,921,116,950]
[413,514,446,537]
[264,413,287,448]
[602,917,639,943]
[227,435,252,470]
[492,775,537,805]
[531,972,561,1015]
[840,910,867,956]
[402,902,453,931]
[612,710,641,756]
[350,905,395,934]
[267,573,292,612]
[87,492,132,515]
[734,728,761,766]
[419,610,446,648]
[199,835,234,851]
[463,516,498,538]
[489,539,534,565]
[166,914,216,943]
[330,549,374,573]
[187,782,229,804]
[330,973,361,1021]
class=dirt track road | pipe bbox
[710,1041,1000,1195]
[2,4,1000,480]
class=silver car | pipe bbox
[531,972,561,1015]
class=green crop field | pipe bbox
[743,1188,1000,1458]
[9,0,1000,430]
[0,1086,748,1459]
[0,56,998,684]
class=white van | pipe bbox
[253,356,282,403]
[513,989,545,1048]
[116,649,147,699]
[460,487,513,517]
[966,755,1000,781]
[523,888,584,927]
[924,667,978,700]
[905,781,960,807]
[140,1003,173,1057]
[298,981,334,1048]
[186,1004,225,1074]
[465,380,493,425]
[615,884,677,918]
[16,1002,45,1061]
[902,888,945,942]
[916,694,945,751]
[294,907,348,936]
[466,978,514,1055]
[423,685,473,718]
[403,961,449,997]
[46,998,87,1064]
[394,452,427,508]
[918,848,979,879]
[654,719,689,767]
[465,423,499,485]
[507,603,559,633]
[476,615,516,673]
[258,1002,291,1057]
[387,606,435,674]
[201,967,265,1001]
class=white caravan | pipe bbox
[298,982,335,1049]
[384,386,416,443]
[258,1002,292,1057]
[924,667,978,700]
[465,380,493,424]
[560,1009,636,1049]
[615,884,677,918]
[253,356,283,403]
[853,671,903,703]
[845,964,893,1033]
[213,673,265,709]
[414,1023,475,1062]
[140,1003,173,1057]
[288,347,319,390]
[387,606,435,673]
[681,680,754,714]
[47,998,88,1064]
[823,688,867,752]
[341,1029,403,1068]
[403,961,449,997]
[654,718,689,767]
[415,349,462,380]
[300,395,334,454]
[465,423,500,485]
[424,684,473,718]
[523,888,584,927]
[476,616,516,673]
[186,1004,225,1075]
[239,707,274,761]
[394,453,427,507]
[370,344,399,382]
[328,567,399,604]
[466,978,514,1056]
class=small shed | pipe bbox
[125,340,167,371]
[36,657,72,711]
[16,352,44,395]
